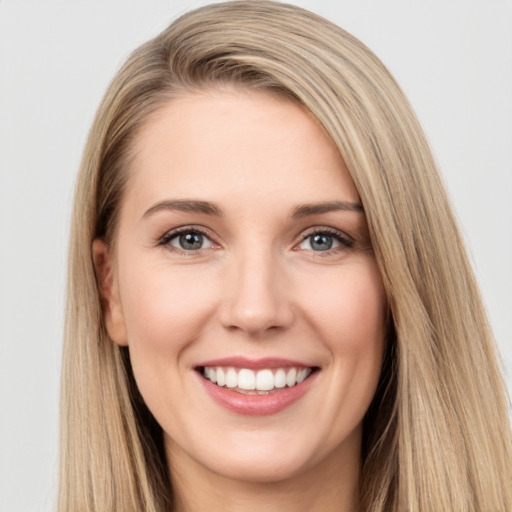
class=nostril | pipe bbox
[220,302,295,336]
[218,263,294,335]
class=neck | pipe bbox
[166,434,361,512]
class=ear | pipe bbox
[92,239,128,346]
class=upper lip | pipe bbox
[195,356,314,370]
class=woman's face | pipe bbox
[96,88,387,485]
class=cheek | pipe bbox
[116,261,221,418]
[300,260,386,412]
[119,262,217,351]
[301,260,387,351]
[116,261,220,416]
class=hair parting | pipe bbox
[60,2,512,510]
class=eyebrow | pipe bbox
[142,199,222,219]
[141,198,363,221]
[291,200,363,218]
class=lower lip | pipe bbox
[198,371,318,416]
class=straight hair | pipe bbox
[60,2,512,510]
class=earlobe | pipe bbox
[92,239,129,346]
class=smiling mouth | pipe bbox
[198,366,318,395]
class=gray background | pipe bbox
[1,1,511,510]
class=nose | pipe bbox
[219,247,294,336]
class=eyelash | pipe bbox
[304,227,353,243]
[158,226,215,254]
[157,226,354,255]
[297,227,354,256]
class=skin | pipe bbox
[94,88,387,512]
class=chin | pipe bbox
[209,451,313,485]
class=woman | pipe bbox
[59,1,512,510]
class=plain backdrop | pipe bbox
[0,1,511,510]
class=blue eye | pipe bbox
[167,230,213,251]
[299,230,352,252]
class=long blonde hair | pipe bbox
[60,1,512,510]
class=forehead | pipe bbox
[124,88,359,217]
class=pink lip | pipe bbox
[196,356,311,370]
[196,363,318,416]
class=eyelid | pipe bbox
[158,225,220,252]
[156,224,355,255]
[295,226,354,252]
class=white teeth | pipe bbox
[256,369,274,391]
[203,366,313,391]
[297,368,309,383]
[225,368,237,388]
[274,368,286,388]
[286,367,297,387]
[238,368,256,390]
[216,367,226,387]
